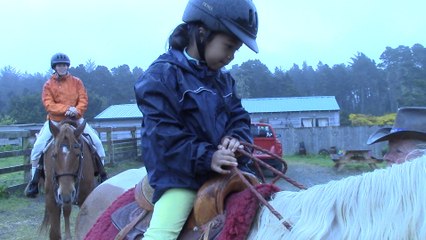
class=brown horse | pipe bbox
[40,120,96,240]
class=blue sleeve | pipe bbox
[224,75,252,144]
[134,66,214,176]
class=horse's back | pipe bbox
[75,167,147,240]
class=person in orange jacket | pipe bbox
[24,53,107,198]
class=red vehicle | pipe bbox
[250,123,285,175]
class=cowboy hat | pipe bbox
[367,107,426,145]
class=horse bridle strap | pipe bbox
[52,139,84,205]
[239,141,306,189]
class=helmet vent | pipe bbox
[248,9,257,28]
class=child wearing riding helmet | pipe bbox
[24,53,107,198]
[134,0,259,238]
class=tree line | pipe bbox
[1,43,425,125]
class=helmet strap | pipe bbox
[195,27,211,62]
[195,30,205,61]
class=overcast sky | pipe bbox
[1,0,425,74]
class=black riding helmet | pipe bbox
[182,0,259,53]
[51,53,71,69]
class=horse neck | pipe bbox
[249,156,426,240]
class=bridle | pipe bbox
[52,137,84,205]
[233,140,307,231]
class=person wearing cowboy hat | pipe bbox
[367,107,426,165]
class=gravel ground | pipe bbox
[272,162,368,191]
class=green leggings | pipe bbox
[143,188,196,240]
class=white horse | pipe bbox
[76,155,426,240]
[248,154,426,240]
[74,168,147,240]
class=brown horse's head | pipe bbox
[48,119,86,205]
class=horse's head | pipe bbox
[49,120,86,205]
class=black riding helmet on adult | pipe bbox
[182,0,259,62]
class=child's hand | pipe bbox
[211,147,238,174]
[220,137,244,153]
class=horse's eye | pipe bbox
[73,143,80,149]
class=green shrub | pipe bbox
[0,185,10,199]
[0,144,21,152]
[349,113,396,126]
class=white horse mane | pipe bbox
[248,155,426,240]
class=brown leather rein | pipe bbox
[234,141,307,231]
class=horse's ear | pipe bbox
[49,120,60,137]
[74,120,86,138]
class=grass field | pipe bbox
[284,154,386,170]
[0,158,143,240]
[0,156,27,188]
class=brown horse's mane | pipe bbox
[60,118,79,127]
[54,123,78,151]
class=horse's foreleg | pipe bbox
[63,204,72,240]
[46,195,62,240]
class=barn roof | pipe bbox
[95,104,142,120]
[94,96,339,120]
[241,96,340,113]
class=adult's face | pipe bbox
[384,138,425,165]
[55,63,69,76]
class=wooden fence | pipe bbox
[274,125,387,157]
[0,127,141,192]
[0,130,34,192]
[96,126,141,165]
[0,124,389,192]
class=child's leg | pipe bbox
[143,188,196,240]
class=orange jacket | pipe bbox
[42,73,88,122]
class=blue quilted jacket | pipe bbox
[134,49,252,203]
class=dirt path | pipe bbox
[273,162,367,191]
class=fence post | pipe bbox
[22,130,33,182]
[106,128,114,166]
[129,128,136,161]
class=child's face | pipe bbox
[204,32,242,70]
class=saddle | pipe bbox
[111,171,260,240]
[81,133,105,179]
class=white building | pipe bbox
[93,96,340,128]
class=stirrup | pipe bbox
[98,173,108,183]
